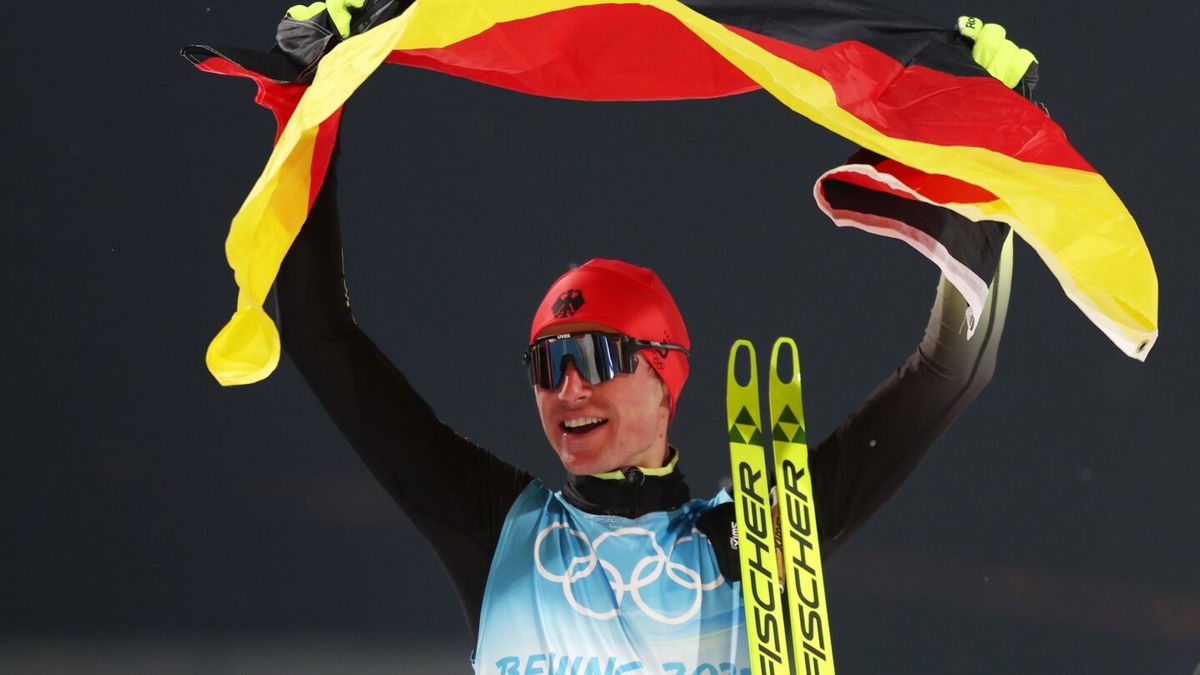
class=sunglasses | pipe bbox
[523,332,689,390]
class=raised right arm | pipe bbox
[274,140,533,638]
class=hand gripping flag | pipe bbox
[184,0,1158,385]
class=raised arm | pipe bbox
[811,233,1012,555]
[806,15,1034,555]
[274,139,533,637]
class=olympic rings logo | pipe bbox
[533,523,724,625]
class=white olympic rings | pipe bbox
[533,523,724,625]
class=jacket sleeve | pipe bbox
[811,233,1013,556]
[274,142,534,638]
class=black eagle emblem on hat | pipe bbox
[552,289,585,318]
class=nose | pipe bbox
[557,362,593,402]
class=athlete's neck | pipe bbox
[562,447,689,518]
[589,447,679,480]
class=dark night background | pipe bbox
[3,0,1197,672]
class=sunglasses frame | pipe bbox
[523,332,689,390]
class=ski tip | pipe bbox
[769,337,800,386]
[727,339,758,389]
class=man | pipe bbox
[268,2,1025,671]
[278,149,1011,673]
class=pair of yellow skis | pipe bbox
[727,338,835,675]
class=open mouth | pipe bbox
[561,416,608,435]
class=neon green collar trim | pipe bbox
[590,447,679,480]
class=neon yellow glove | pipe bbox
[286,0,365,39]
[957,16,1038,89]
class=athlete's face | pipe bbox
[533,325,671,476]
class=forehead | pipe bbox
[535,321,619,339]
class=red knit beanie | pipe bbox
[530,259,690,417]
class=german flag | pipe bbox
[184,0,1158,386]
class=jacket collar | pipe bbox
[561,447,690,518]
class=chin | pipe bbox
[558,452,603,476]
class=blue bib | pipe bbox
[473,480,750,674]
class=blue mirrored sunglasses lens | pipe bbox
[529,334,628,390]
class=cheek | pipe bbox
[625,410,660,444]
[621,383,667,438]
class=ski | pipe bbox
[728,338,836,674]
[769,338,835,675]
[727,340,791,675]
